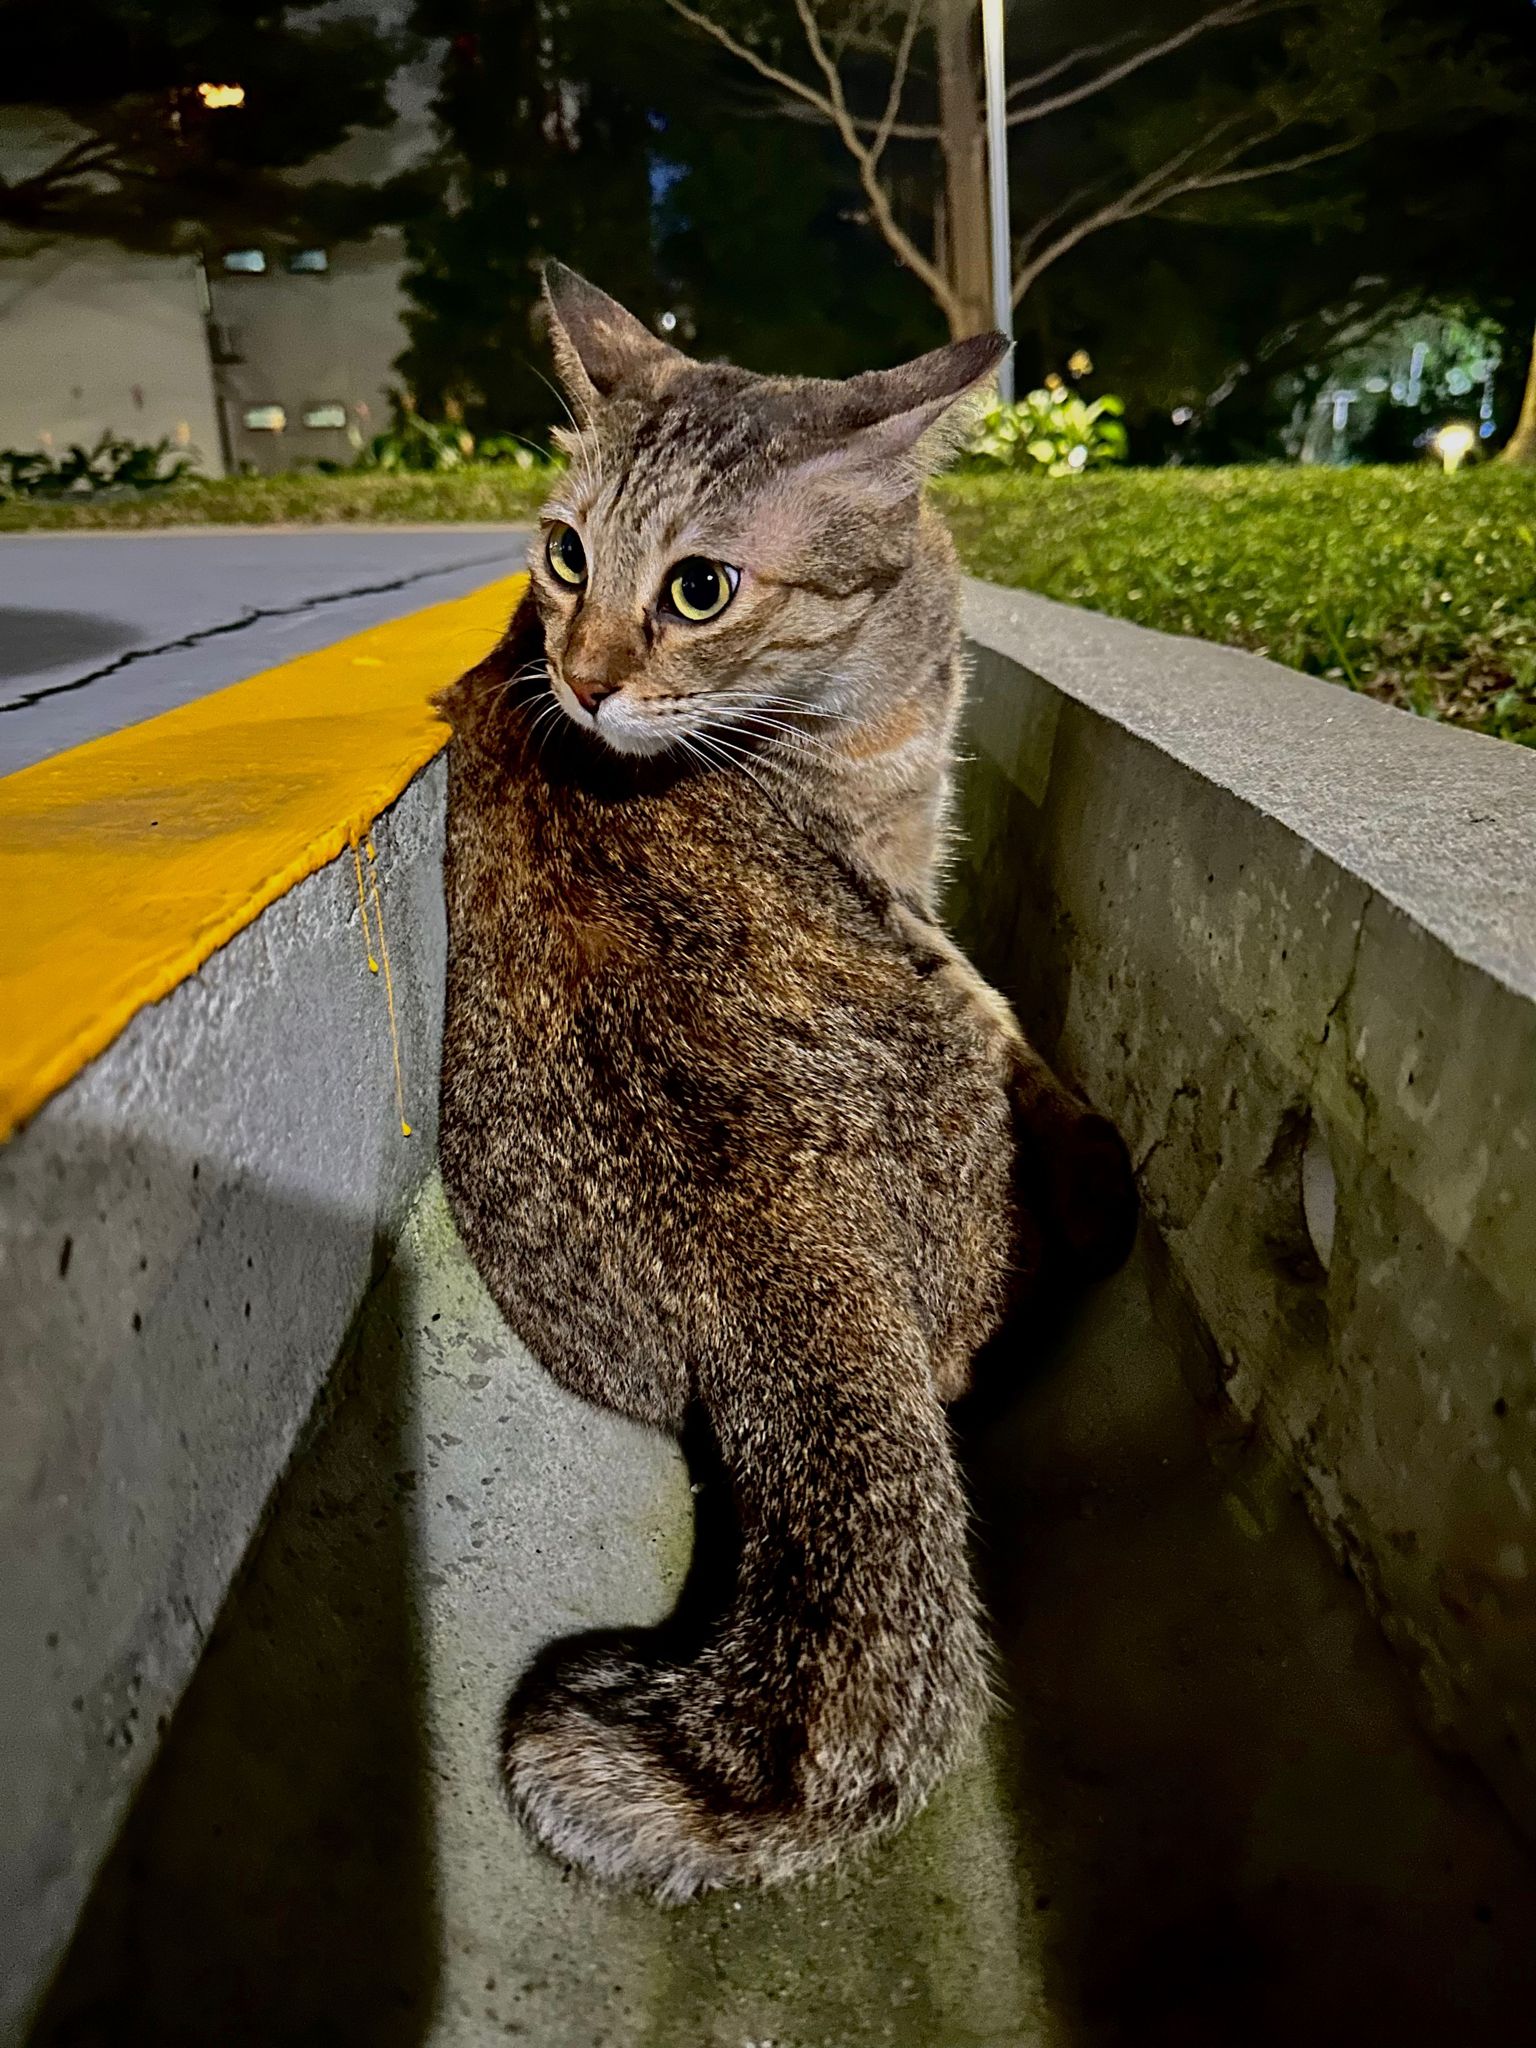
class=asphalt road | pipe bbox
[0,527,530,778]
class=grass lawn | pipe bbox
[5,461,1533,746]
[937,466,1536,746]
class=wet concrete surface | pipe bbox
[32,1181,1536,2047]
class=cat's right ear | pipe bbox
[833,332,1009,471]
[542,262,680,414]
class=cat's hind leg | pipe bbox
[501,1287,987,1898]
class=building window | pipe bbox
[243,405,286,432]
[222,249,266,275]
[302,403,347,431]
[287,248,329,274]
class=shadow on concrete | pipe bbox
[25,1156,1536,2048]
[31,1249,440,2048]
[959,1229,1536,2048]
[0,609,141,684]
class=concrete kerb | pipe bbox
[950,580,1536,1844]
[0,762,446,2040]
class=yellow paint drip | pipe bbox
[352,839,381,972]
[364,835,413,1138]
[0,571,524,1143]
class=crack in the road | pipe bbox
[0,548,518,717]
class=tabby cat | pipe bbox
[437,265,1133,1901]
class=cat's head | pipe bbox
[528,262,1005,758]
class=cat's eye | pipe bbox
[546,522,587,588]
[664,557,738,624]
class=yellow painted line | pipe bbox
[0,572,523,1143]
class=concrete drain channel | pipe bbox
[4,576,1535,2046]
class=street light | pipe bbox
[1431,422,1477,474]
[981,0,1014,400]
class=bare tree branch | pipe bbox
[664,0,841,127]
[1170,134,1362,194]
[1011,175,1116,268]
[0,134,125,222]
[667,0,1367,336]
[1011,119,1364,304]
[870,0,924,167]
[788,0,961,323]
[1005,35,1139,104]
[764,99,942,138]
[664,0,941,138]
[1008,0,1272,126]
[1012,118,1247,303]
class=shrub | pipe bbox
[358,393,553,474]
[0,432,199,499]
[958,387,1128,477]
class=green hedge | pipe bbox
[0,466,555,531]
[936,467,1536,746]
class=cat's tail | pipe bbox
[502,1294,989,1901]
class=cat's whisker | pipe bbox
[522,708,563,759]
[712,691,842,722]
[708,737,795,792]
[526,701,570,772]
[523,692,563,733]
[524,357,588,440]
[686,726,781,803]
[713,711,840,760]
[712,701,845,750]
[485,659,553,706]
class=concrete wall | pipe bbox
[0,243,224,476]
[0,101,425,481]
[208,232,412,475]
[949,581,1536,1841]
[0,762,446,2040]
[0,229,411,482]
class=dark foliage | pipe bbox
[397,0,941,435]
[1019,0,1536,459]
[0,0,420,251]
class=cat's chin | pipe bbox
[587,718,679,760]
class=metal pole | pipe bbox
[981,0,1014,400]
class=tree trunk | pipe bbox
[1498,318,1536,467]
[932,0,992,338]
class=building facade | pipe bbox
[0,77,429,481]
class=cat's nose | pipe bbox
[568,674,623,715]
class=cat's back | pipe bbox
[441,697,1011,1243]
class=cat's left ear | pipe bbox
[542,261,681,414]
[831,331,1009,471]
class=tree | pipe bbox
[398,0,659,433]
[1113,0,1536,461]
[398,0,942,432]
[1498,324,1536,466]
[0,0,414,253]
[665,0,1512,341]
